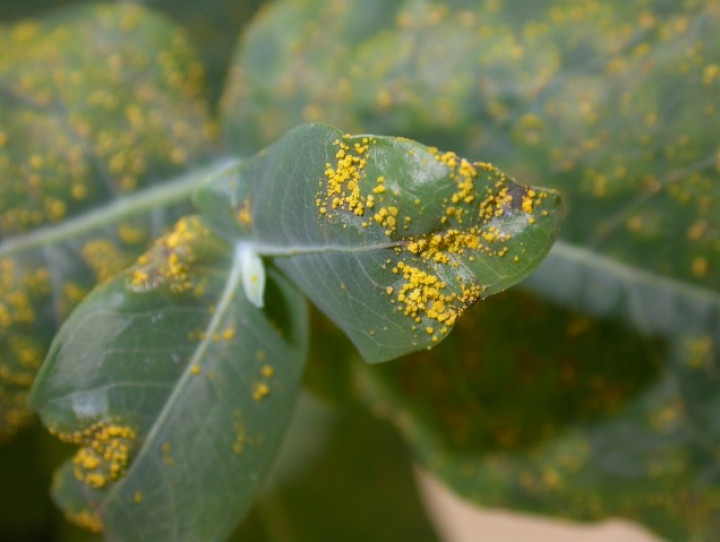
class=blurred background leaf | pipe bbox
[137,0,267,108]
[0,2,217,441]
[0,1,268,109]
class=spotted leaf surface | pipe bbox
[29,216,308,540]
[224,0,720,326]
[0,3,217,439]
[224,0,720,292]
[225,0,720,539]
[196,123,561,362]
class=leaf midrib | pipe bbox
[0,159,240,260]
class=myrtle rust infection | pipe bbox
[316,134,550,343]
[49,419,137,490]
[0,3,214,237]
[0,259,51,437]
[128,216,209,294]
[253,363,275,402]
[65,508,103,534]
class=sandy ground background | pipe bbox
[417,471,663,542]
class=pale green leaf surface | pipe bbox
[29,216,308,541]
[0,2,216,439]
[526,241,720,456]
[197,123,561,361]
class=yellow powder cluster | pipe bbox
[316,135,546,341]
[372,205,399,235]
[51,420,136,489]
[317,136,374,216]
[117,222,148,245]
[129,216,207,294]
[236,199,252,226]
[253,382,270,401]
[0,260,48,330]
[391,262,484,339]
[253,362,275,402]
[381,147,546,336]
[0,3,214,236]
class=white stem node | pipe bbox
[237,242,266,308]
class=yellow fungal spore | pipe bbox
[253,382,270,401]
[54,421,137,490]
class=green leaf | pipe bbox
[29,215,308,540]
[197,123,562,362]
[356,286,720,541]
[0,3,217,440]
[140,0,268,108]
[225,1,720,538]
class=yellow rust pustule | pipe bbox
[128,216,209,294]
[316,135,376,218]
[315,134,550,343]
[51,420,137,490]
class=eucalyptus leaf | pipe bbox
[197,123,562,362]
[30,216,308,541]
[0,2,217,440]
